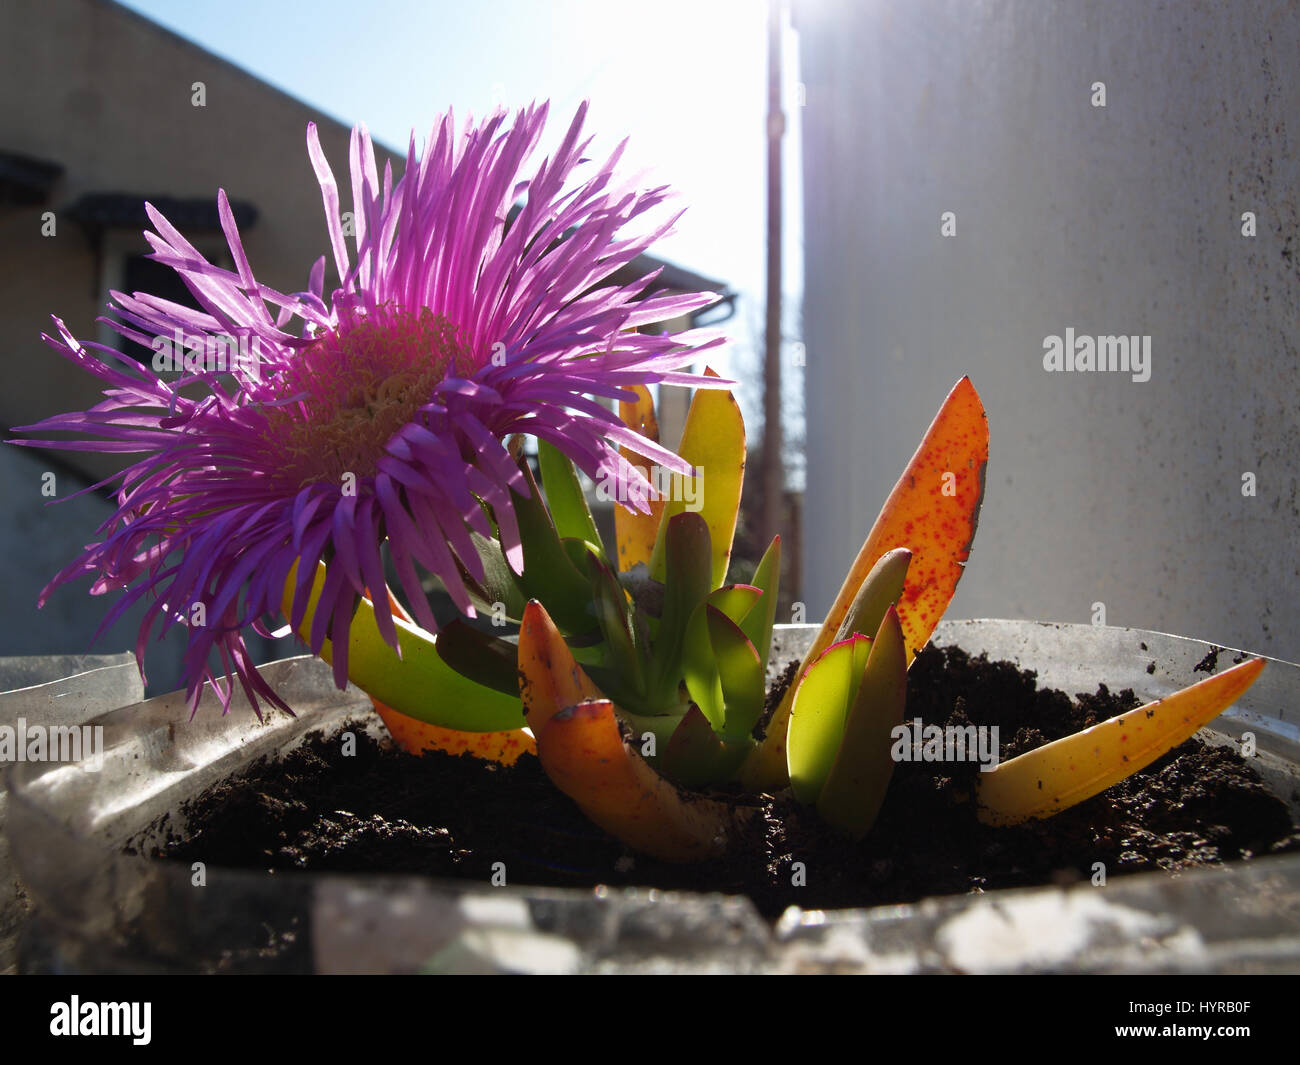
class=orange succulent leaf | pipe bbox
[829,374,987,664]
[615,384,666,572]
[535,699,746,863]
[517,599,606,735]
[519,598,747,861]
[371,698,536,765]
[978,657,1266,825]
[742,376,989,792]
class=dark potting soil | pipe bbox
[153,645,1300,921]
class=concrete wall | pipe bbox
[800,0,1300,661]
[1,0,394,478]
[0,0,397,686]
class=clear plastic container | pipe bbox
[6,622,1300,973]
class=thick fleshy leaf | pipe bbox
[614,384,667,572]
[535,698,749,862]
[462,529,528,621]
[681,585,763,731]
[816,606,907,838]
[648,368,745,590]
[517,599,605,736]
[707,606,766,742]
[703,584,763,625]
[823,376,986,663]
[281,562,525,732]
[978,658,1266,825]
[434,618,520,696]
[661,704,731,788]
[744,376,988,791]
[835,548,911,642]
[786,634,870,805]
[538,438,604,553]
[510,460,598,635]
[369,587,533,764]
[588,550,645,699]
[740,536,781,675]
[649,512,713,704]
[371,698,536,765]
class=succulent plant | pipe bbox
[285,373,1266,863]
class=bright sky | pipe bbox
[118,0,804,444]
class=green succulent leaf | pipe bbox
[817,606,907,839]
[786,634,871,805]
[619,562,664,619]
[835,547,911,643]
[510,461,598,635]
[462,530,528,622]
[282,561,525,733]
[681,613,724,730]
[740,536,781,674]
[706,584,762,626]
[433,619,521,697]
[681,585,762,732]
[661,705,728,788]
[706,606,766,742]
[561,536,603,575]
[660,706,753,788]
[588,550,646,700]
[538,439,605,555]
[649,513,713,704]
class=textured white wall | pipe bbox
[800,0,1300,660]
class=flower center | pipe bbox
[263,306,476,488]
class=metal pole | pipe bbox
[761,0,785,555]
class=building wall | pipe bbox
[800,0,1300,660]
[1,0,397,472]
[0,0,398,684]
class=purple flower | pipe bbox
[13,102,724,716]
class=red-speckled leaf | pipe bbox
[371,699,536,765]
[743,376,988,792]
[830,376,988,662]
[978,657,1267,825]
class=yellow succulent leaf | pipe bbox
[648,368,745,590]
[977,657,1266,825]
[614,384,666,572]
